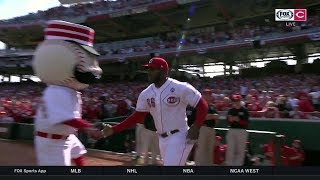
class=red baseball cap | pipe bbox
[143,57,169,73]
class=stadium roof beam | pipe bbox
[153,12,176,30]
[214,0,232,21]
[107,19,129,35]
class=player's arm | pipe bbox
[63,119,92,129]
[183,84,208,127]
[111,111,148,133]
[193,98,209,127]
[102,92,149,137]
[183,84,208,143]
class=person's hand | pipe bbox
[231,116,240,122]
[186,125,200,144]
[101,124,114,138]
[83,127,104,140]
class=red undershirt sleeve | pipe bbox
[112,111,148,133]
[193,98,209,127]
[63,119,92,130]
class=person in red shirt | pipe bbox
[116,99,128,116]
[298,92,316,119]
[260,101,280,118]
[262,142,275,165]
[213,136,226,165]
[247,97,263,117]
[262,135,292,166]
[286,140,305,166]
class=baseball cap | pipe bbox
[143,57,169,73]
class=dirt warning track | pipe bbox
[0,139,133,166]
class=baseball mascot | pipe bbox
[32,20,103,166]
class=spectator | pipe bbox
[309,86,320,111]
[261,101,280,118]
[246,96,263,117]
[286,140,305,166]
[276,96,293,118]
[0,111,14,123]
[298,92,316,119]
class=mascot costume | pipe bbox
[32,20,103,166]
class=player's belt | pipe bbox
[160,129,179,138]
[36,131,69,140]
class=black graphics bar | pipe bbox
[0,166,319,176]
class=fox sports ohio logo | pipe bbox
[275,9,294,21]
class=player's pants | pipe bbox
[141,128,160,165]
[158,128,194,166]
[195,126,215,165]
[135,124,144,156]
[35,134,87,166]
[225,128,248,166]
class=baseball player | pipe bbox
[102,57,208,166]
[32,20,103,166]
[194,89,219,165]
[225,95,249,166]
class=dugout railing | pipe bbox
[1,116,320,165]
[1,116,320,151]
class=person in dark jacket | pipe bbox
[225,94,250,166]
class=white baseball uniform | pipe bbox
[135,123,144,157]
[34,85,86,166]
[136,78,201,166]
[141,128,161,165]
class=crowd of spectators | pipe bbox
[1,73,320,124]
[0,0,160,25]
[193,74,320,119]
[98,15,320,56]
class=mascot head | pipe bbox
[32,20,103,90]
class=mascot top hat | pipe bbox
[32,20,102,90]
